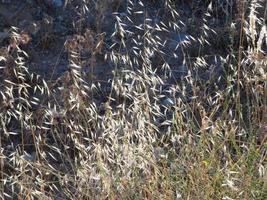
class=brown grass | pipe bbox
[0,0,266,199]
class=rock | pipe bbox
[162,97,175,107]
[0,30,9,44]
[178,0,192,16]
[52,0,63,7]
[21,151,36,162]
[43,0,63,8]
[32,6,44,20]
[0,15,7,28]
[168,32,191,50]
[1,0,11,3]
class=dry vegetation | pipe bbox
[0,0,266,199]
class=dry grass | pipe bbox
[0,0,266,199]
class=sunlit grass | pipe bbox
[0,0,266,199]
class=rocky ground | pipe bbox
[0,0,241,159]
[0,0,234,82]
